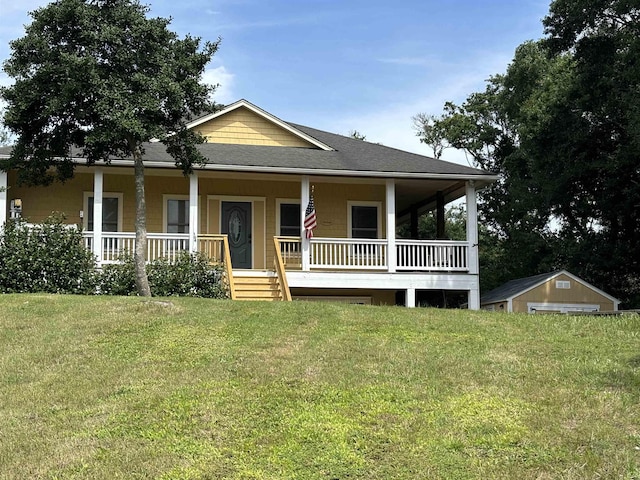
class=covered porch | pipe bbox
[1,166,482,308]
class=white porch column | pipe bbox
[300,175,310,271]
[189,172,198,253]
[466,180,480,310]
[406,287,416,308]
[0,170,7,227]
[468,289,480,311]
[386,179,396,272]
[93,168,104,265]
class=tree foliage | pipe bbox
[415,0,640,306]
[1,0,219,296]
[349,130,367,141]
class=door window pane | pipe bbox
[351,205,378,238]
[167,199,189,233]
[280,203,301,236]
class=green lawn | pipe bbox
[0,295,638,479]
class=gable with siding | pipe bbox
[194,106,318,148]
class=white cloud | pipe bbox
[202,65,235,105]
[323,51,512,167]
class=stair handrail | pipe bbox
[273,237,292,301]
[197,234,236,299]
[222,235,236,300]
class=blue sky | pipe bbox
[0,0,550,163]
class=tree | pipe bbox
[414,41,566,290]
[415,0,640,306]
[349,130,367,141]
[1,0,219,296]
[0,107,11,146]
[411,113,447,159]
[542,0,640,306]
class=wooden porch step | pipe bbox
[232,274,283,301]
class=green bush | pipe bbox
[0,215,97,294]
[97,251,227,298]
[97,253,137,296]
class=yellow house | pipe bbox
[0,99,498,307]
[480,270,620,313]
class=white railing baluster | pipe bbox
[395,239,468,272]
[84,233,470,273]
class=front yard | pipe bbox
[0,295,638,479]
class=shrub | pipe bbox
[97,253,137,296]
[97,251,227,298]
[0,215,97,294]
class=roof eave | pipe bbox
[102,158,500,182]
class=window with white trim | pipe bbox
[556,280,571,289]
[277,201,301,237]
[349,203,380,239]
[166,198,189,233]
[84,193,122,232]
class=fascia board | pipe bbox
[103,158,499,182]
[560,270,621,304]
[0,154,499,183]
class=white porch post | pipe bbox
[466,180,480,310]
[93,168,104,266]
[386,179,396,273]
[301,175,310,271]
[406,287,416,308]
[0,170,7,227]
[189,172,198,253]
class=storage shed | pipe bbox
[480,270,620,313]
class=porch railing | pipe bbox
[275,236,470,272]
[311,237,388,270]
[83,231,237,298]
[83,232,190,264]
[396,239,468,271]
[83,232,470,274]
[83,232,234,266]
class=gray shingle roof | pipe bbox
[480,271,562,304]
[0,120,495,180]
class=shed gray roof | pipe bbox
[480,271,562,304]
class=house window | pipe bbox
[349,203,380,239]
[166,199,189,233]
[278,202,301,236]
[85,193,122,232]
[556,280,571,289]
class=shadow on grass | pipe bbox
[601,354,640,399]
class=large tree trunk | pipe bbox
[133,151,151,296]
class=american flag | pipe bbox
[304,191,317,239]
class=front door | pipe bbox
[221,201,252,269]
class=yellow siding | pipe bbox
[312,182,387,239]
[6,171,139,228]
[8,169,389,272]
[202,178,387,267]
[511,273,615,312]
[195,107,316,147]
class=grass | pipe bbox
[0,294,638,479]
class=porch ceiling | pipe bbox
[395,178,467,218]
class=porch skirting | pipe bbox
[286,271,478,291]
